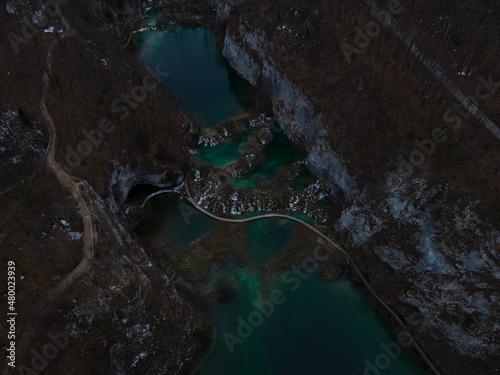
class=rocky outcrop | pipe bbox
[109,165,183,206]
[64,180,209,375]
[337,169,500,360]
[0,109,47,188]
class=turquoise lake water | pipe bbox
[135,27,250,127]
[196,128,257,167]
[196,126,306,190]
[197,218,427,375]
[133,25,428,375]
[135,194,217,248]
[232,130,303,189]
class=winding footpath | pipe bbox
[2,23,93,305]
[182,127,441,375]
[8,29,95,371]
[40,38,95,302]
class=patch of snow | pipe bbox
[417,217,454,274]
[133,26,158,33]
[194,169,201,182]
[337,206,384,246]
[132,352,148,367]
[375,246,412,271]
[31,9,45,25]
[68,231,83,240]
[5,2,15,14]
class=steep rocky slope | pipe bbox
[0,1,210,374]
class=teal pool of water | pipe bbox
[199,272,429,375]
[196,218,427,375]
[135,194,217,248]
[134,27,251,128]
[232,130,303,189]
[247,219,294,266]
[196,129,256,168]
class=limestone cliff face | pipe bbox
[338,170,500,361]
[222,25,358,205]
[214,0,500,373]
